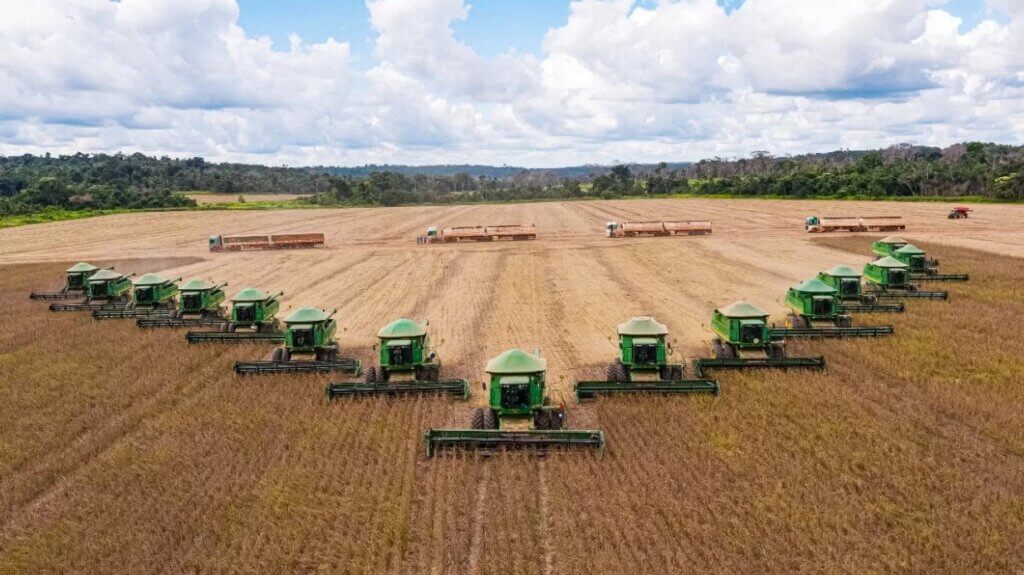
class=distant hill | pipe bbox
[316,162,692,180]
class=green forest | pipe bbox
[1,142,1022,219]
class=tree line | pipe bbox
[2,142,1022,217]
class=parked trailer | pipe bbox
[418,224,537,243]
[209,233,325,252]
[606,220,712,237]
[805,216,905,233]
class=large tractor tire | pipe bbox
[534,411,551,430]
[836,315,853,328]
[470,407,485,430]
[227,323,237,333]
[219,322,228,333]
[317,345,339,362]
[280,348,291,362]
[550,407,566,430]
[660,364,684,380]
[271,347,284,362]
[364,366,378,383]
[768,342,786,359]
[713,339,735,359]
[482,409,498,430]
[607,360,628,383]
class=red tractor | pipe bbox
[948,207,972,219]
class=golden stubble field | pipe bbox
[1,199,1023,573]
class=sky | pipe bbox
[0,0,1022,167]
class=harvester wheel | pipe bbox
[227,323,237,333]
[768,343,786,359]
[837,315,853,328]
[280,348,291,362]
[364,366,378,384]
[550,408,566,430]
[483,409,498,430]
[672,365,684,380]
[535,411,550,430]
[611,361,628,383]
[271,347,284,362]
[713,339,735,359]
[219,322,228,333]
[470,408,485,430]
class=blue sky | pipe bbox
[238,0,996,66]
[238,0,573,63]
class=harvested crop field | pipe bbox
[1,199,1023,573]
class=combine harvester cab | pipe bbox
[805,216,905,233]
[693,301,826,377]
[234,307,361,375]
[30,262,100,300]
[605,220,712,238]
[326,318,468,399]
[138,279,228,328]
[424,349,604,457]
[209,233,325,252]
[817,266,904,314]
[864,258,948,300]
[417,224,537,243]
[894,244,968,282]
[49,269,134,312]
[770,279,893,339]
[93,273,180,319]
[574,316,719,400]
[186,287,285,343]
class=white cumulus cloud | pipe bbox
[0,0,1021,166]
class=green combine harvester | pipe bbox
[92,273,181,319]
[692,301,826,377]
[892,244,969,282]
[234,307,361,375]
[325,318,468,399]
[30,262,102,300]
[769,279,893,339]
[138,279,228,328]
[863,257,947,300]
[816,265,904,314]
[424,349,605,457]
[574,317,719,400]
[186,287,285,343]
[49,269,134,312]
[871,235,909,258]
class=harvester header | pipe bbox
[770,279,895,339]
[326,318,469,399]
[93,273,182,319]
[138,278,228,328]
[575,317,719,400]
[417,224,537,243]
[805,216,905,233]
[605,220,712,238]
[816,265,905,314]
[234,306,360,375]
[425,348,604,457]
[30,262,103,300]
[694,301,826,376]
[864,257,948,299]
